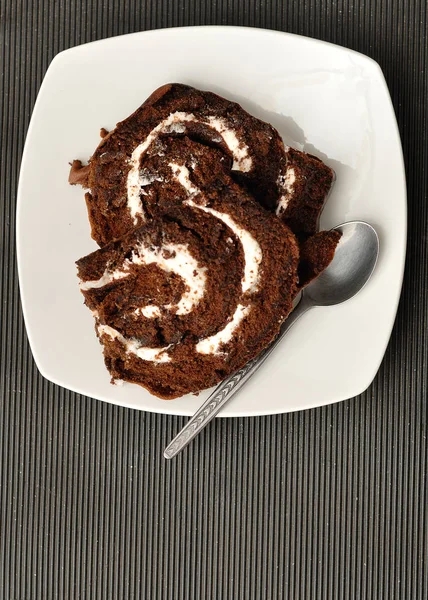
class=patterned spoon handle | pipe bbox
[164,296,311,459]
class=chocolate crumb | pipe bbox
[68,159,90,187]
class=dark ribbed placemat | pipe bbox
[1,1,427,598]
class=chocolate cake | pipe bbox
[71,83,340,399]
[69,83,334,245]
[77,174,299,398]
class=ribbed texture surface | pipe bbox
[1,1,427,598]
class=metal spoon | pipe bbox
[164,221,379,459]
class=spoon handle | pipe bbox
[164,296,312,459]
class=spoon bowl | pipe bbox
[305,221,379,307]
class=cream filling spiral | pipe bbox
[276,162,296,215]
[127,111,253,224]
[81,242,207,317]
[91,114,264,363]
[168,162,262,294]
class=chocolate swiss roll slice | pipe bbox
[77,177,299,399]
[69,83,334,245]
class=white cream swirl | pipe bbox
[196,304,250,355]
[127,111,253,223]
[168,162,262,294]
[80,242,206,316]
[97,324,172,363]
[91,117,262,362]
[168,162,261,355]
[81,241,207,363]
[276,158,297,215]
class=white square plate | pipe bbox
[17,26,406,417]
